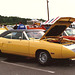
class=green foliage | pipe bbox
[0,15,45,25]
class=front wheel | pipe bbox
[37,51,51,65]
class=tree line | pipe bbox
[0,15,45,25]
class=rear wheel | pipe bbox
[37,51,51,65]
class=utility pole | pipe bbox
[47,0,49,20]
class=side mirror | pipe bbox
[19,37,22,40]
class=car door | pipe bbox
[1,31,29,56]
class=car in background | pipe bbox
[0,17,75,65]
[0,28,7,34]
[62,28,75,41]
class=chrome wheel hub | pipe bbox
[39,52,47,63]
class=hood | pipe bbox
[40,17,75,40]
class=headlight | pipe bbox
[63,44,75,52]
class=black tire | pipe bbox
[37,51,51,65]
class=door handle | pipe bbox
[8,41,11,43]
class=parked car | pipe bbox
[0,28,7,34]
[62,28,75,41]
[0,17,75,65]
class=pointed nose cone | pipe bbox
[62,46,75,59]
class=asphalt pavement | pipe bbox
[0,53,75,75]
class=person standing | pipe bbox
[13,23,18,29]
[17,22,26,29]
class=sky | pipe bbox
[0,0,75,20]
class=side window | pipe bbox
[12,32,27,40]
[12,32,22,39]
[3,31,27,40]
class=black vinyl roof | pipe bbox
[0,29,45,37]
[7,29,44,32]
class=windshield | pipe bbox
[27,31,45,39]
[65,29,75,36]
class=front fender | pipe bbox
[29,40,62,58]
